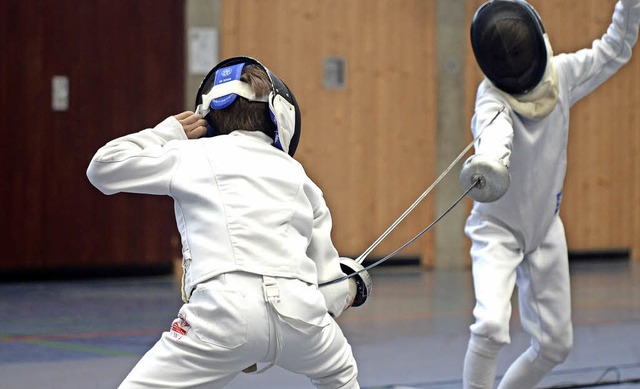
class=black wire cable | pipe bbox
[536,364,640,388]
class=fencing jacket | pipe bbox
[469,0,640,253]
[87,118,348,314]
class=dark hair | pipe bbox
[208,65,276,138]
[482,18,538,79]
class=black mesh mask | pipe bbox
[471,0,547,95]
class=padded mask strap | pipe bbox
[198,63,269,117]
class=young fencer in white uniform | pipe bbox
[87,57,371,389]
[459,1,640,388]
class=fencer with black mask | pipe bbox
[87,56,371,389]
[460,1,640,388]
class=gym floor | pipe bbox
[1,259,639,389]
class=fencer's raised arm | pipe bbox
[563,0,640,105]
[87,116,187,196]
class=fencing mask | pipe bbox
[470,0,548,95]
[194,56,301,157]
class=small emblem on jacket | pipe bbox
[170,314,191,339]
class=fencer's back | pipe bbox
[171,130,324,294]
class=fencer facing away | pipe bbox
[459,1,640,388]
[87,57,371,389]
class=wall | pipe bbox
[3,0,639,278]
[0,1,185,276]
[434,0,469,269]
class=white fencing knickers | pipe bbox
[463,214,573,389]
[118,272,359,389]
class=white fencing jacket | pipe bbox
[469,0,640,253]
[87,118,349,315]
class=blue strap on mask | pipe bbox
[210,63,246,110]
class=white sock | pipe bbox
[497,347,557,389]
[463,335,503,389]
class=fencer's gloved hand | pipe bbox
[339,257,373,308]
[460,154,510,203]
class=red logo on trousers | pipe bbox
[170,314,190,338]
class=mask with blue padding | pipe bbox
[196,62,270,137]
[194,56,301,157]
[210,62,246,110]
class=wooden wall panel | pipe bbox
[0,1,184,275]
[464,0,640,259]
[220,0,438,262]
